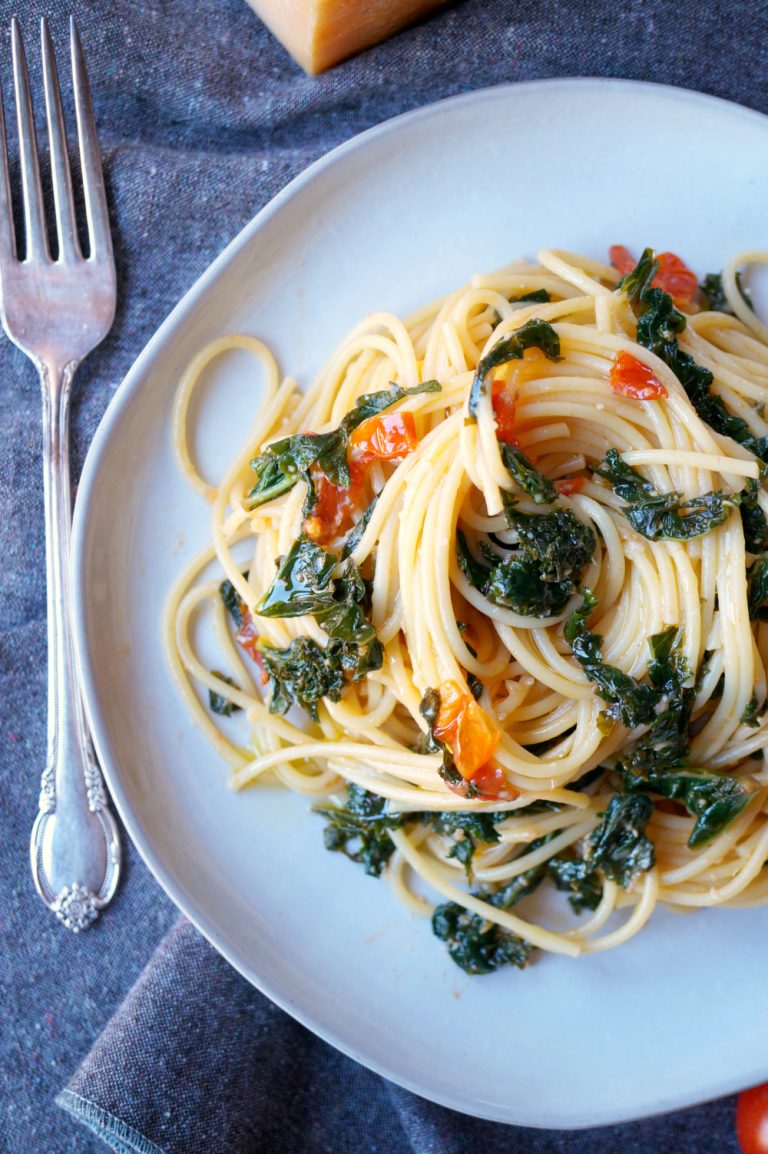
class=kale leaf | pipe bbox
[341,494,378,559]
[699,271,754,314]
[467,318,561,419]
[256,535,376,644]
[432,874,537,975]
[597,449,742,541]
[208,671,242,717]
[747,554,768,620]
[426,810,506,874]
[564,594,658,728]
[220,575,248,627]
[457,505,595,619]
[315,784,405,877]
[619,766,751,848]
[585,793,655,885]
[618,249,768,462]
[500,443,557,504]
[245,380,441,508]
[741,696,760,728]
[259,634,383,720]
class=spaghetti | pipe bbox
[166,247,768,974]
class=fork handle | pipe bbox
[30,359,120,931]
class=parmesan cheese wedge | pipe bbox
[244,0,449,74]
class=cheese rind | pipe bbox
[245,0,449,74]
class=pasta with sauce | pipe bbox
[165,246,768,974]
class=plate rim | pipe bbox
[72,77,768,1129]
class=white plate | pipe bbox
[73,80,768,1129]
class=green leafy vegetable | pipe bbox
[245,380,441,509]
[564,595,658,728]
[699,271,754,314]
[315,785,404,877]
[456,505,595,620]
[748,554,768,620]
[597,449,742,541]
[256,535,376,644]
[618,249,768,462]
[208,671,242,717]
[500,443,557,504]
[341,494,378,559]
[741,696,760,728]
[259,634,383,721]
[619,766,751,848]
[432,884,535,975]
[585,793,655,885]
[427,810,506,875]
[467,318,561,419]
[220,576,248,627]
[514,288,552,304]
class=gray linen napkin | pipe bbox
[2,0,767,1151]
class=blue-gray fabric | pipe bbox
[1,0,766,1150]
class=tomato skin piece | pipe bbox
[491,378,519,445]
[610,351,668,401]
[234,610,268,685]
[433,680,499,780]
[348,412,417,468]
[609,245,698,303]
[303,471,364,545]
[555,477,584,496]
[736,1083,768,1154]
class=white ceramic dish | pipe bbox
[73,80,768,1128]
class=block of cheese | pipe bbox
[244,0,449,74]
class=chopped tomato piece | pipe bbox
[491,378,519,445]
[234,609,268,685]
[347,412,418,469]
[433,680,499,780]
[555,476,584,496]
[470,762,513,799]
[610,351,668,401]
[303,470,364,545]
[609,245,698,303]
[608,244,636,276]
[736,1082,768,1154]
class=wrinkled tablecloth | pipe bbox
[2,1,767,1150]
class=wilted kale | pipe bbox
[456,502,595,619]
[432,900,534,975]
[618,249,768,462]
[564,593,658,728]
[256,535,376,644]
[619,765,751,848]
[259,634,383,720]
[584,793,655,885]
[426,810,507,874]
[699,271,754,314]
[208,671,242,717]
[467,318,561,419]
[514,288,552,304]
[596,449,742,541]
[245,380,441,509]
[500,443,557,504]
[220,575,248,627]
[741,696,760,728]
[748,554,768,619]
[315,785,405,877]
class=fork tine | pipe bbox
[11,18,48,262]
[41,18,79,262]
[0,82,17,262]
[70,18,111,262]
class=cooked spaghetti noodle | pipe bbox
[165,247,768,973]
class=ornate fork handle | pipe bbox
[29,359,121,931]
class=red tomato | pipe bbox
[610,351,668,401]
[433,680,499,780]
[555,477,584,496]
[609,245,698,303]
[609,244,636,276]
[470,762,513,799]
[736,1083,768,1154]
[234,609,268,685]
[347,411,417,469]
[303,471,363,545]
[491,378,520,445]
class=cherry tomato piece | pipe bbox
[610,351,668,401]
[348,411,418,468]
[234,610,268,685]
[609,245,698,303]
[609,244,636,276]
[433,680,499,780]
[303,471,364,545]
[555,477,584,496]
[492,378,519,445]
[736,1082,768,1154]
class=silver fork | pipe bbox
[0,18,120,930]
